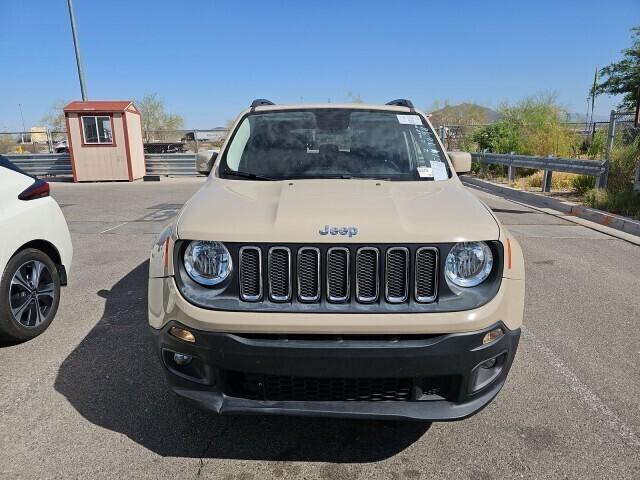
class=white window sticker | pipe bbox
[431,161,448,181]
[397,114,422,125]
[417,166,433,178]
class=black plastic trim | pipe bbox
[250,98,275,110]
[386,99,415,111]
[57,265,68,286]
[150,320,520,421]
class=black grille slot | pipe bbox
[297,247,320,302]
[356,248,379,303]
[385,248,409,303]
[259,374,411,401]
[268,247,291,301]
[239,247,262,301]
[327,248,350,302]
[415,247,438,302]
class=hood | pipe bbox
[177,177,499,243]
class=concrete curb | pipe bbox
[460,175,640,238]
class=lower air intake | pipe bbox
[233,373,413,402]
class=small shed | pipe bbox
[63,100,145,182]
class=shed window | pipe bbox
[81,116,113,144]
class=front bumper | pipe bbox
[150,321,520,421]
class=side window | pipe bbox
[225,118,251,170]
[81,116,114,144]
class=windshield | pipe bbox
[219,109,451,181]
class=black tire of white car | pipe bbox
[0,248,61,342]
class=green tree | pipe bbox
[471,94,580,157]
[472,121,521,153]
[595,26,640,111]
[136,93,185,142]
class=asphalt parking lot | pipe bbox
[1,177,639,479]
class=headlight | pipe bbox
[183,241,232,286]
[445,242,493,287]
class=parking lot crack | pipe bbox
[195,417,237,477]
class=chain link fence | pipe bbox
[437,122,610,155]
[141,129,228,153]
[605,112,640,194]
[0,130,67,154]
[0,128,229,155]
[607,111,639,151]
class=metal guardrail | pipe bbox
[3,153,73,177]
[470,152,609,191]
[3,153,201,178]
[4,151,611,189]
[144,153,198,176]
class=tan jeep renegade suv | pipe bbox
[148,99,524,421]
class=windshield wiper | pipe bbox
[221,169,275,181]
[288,174,394,181]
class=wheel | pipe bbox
[0,248,61,342]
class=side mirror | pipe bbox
[196,150,218,176]
[448,151,472,174]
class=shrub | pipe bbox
[583,138,640,219]
[472,161,508,179]
[570,175,596,195]
[514,171,576,191]
[584,188,640,220]
[518,171,543,189]
[607,138,639,193]
[587,129,608,159]
[472,121,521,154]
[470,94,582,157]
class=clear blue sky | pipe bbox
[1,0,638,131]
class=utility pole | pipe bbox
[67,0,88,100]
[18,103,26,143]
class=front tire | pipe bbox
[0,248,61,342]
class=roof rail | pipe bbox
[250,98,275,108]
[385,99,414,110]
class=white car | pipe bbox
[0,156,73,342]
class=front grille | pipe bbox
[237,244,439,306]
[385,247,409,303]
[327,247,350,302]
[415,247,438,302]
[297,247,320,302]
[239,247,262,301]
[268,247,291,301]
[356,247,379,302]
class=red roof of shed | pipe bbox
[64,100,135,113]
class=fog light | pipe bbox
[170,326,196,343]
[480,358,497,369]
[173,353,193,366]
[482,327,503,345]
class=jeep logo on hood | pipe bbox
[319,225,359,238]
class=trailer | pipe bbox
[143,142,186,154]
